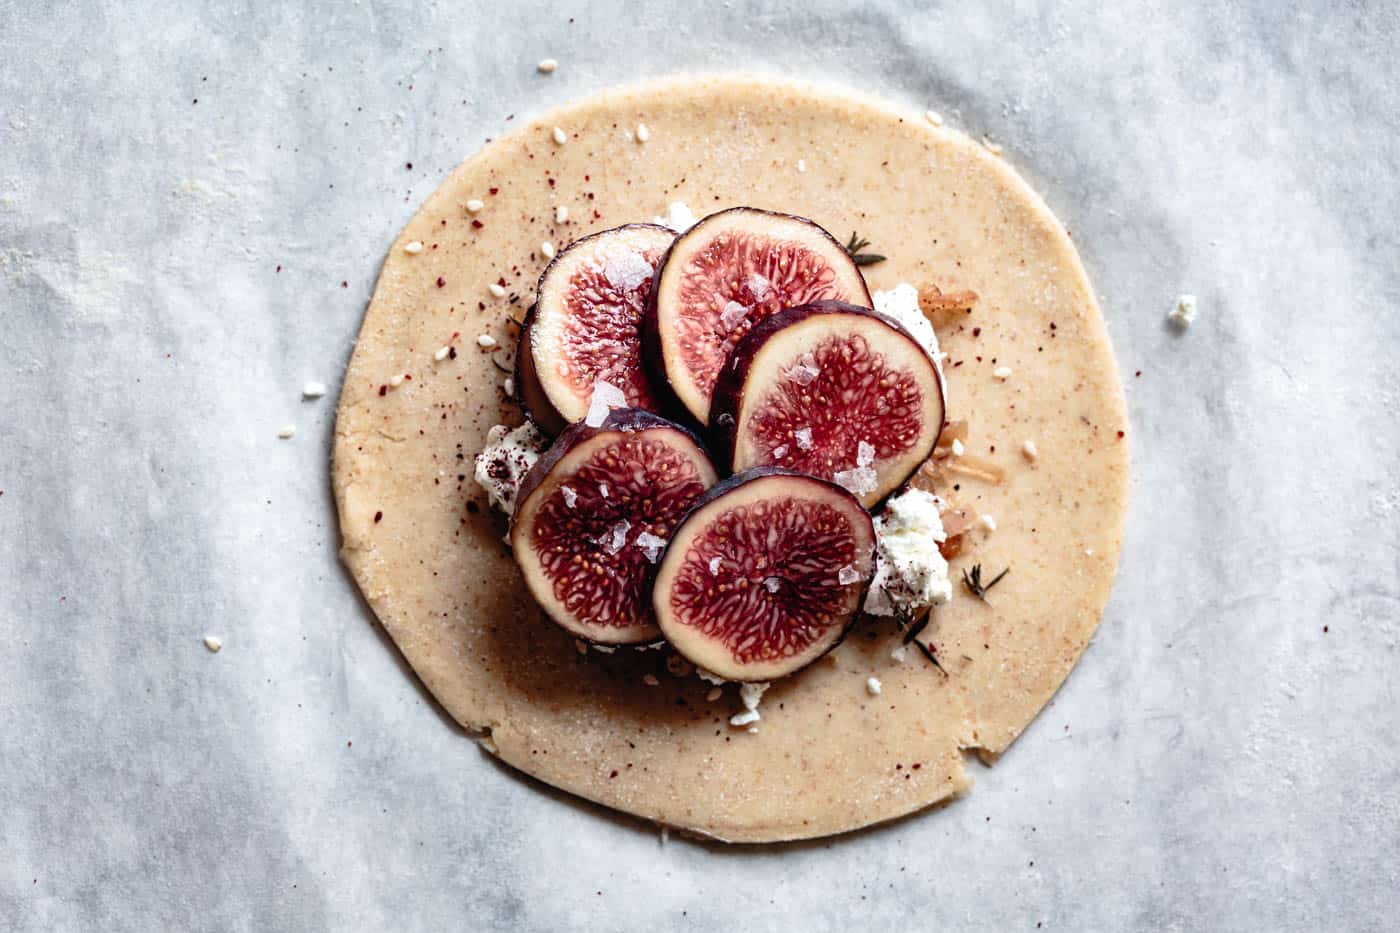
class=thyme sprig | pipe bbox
[844,232,887,267]
[887,595,945,674]
[962,563,1010,601]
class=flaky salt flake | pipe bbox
[730,709,760,727]
[789,359,820,386]
[488,283,506,298]
[277,424,296,439]
[584,380,627,427]
[1022,439,1038,461]
[203,635,222,653]
[838,565,862,585]
[857,440,875,467]
[541,241,555,259]
[771,444,788,459]
[993,366,1013,380]
[465,199,485,213]
[555,204,569,224]
[433,346,450,361]
[890,644,909,663]
[551,126,567,145]
[560,486,578,508]
[634,531,668,564]
[762,576,781,593]
[302,381,326,398]
[833,466,878,497]
[403,240,424,254]
[866,676,882,696]
[477,334,498,348]
[794,427,813,450]
[635,123,650,143]
[601,519,631,555]
[719,300,748,332]
[708,556,722,575]
[537,58,558,73]
[598,482,609,499]
[603,250,653,291]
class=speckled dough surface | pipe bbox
[333,76,1128,842]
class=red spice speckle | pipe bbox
[1135,370,1142,378]
[405,162,413,170]
[340,281,348,288]
[1117,430,1125,438]
[471,219,484,229]
[971,327,981,337]
[378,385,387,396]
[373,511,383,523]
[436,277,446,288]
[489,187,499,195]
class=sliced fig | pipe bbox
[511,408,717,645]
[643,207,872,425]
[517,224,676,434]
[652,468,876,681]
[708,301,945,508]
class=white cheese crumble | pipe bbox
[729,681,770,727]
[652,201,698,233]
[276,424,296,439]
[890,644,909,663]
[584,380,627,426]
[555,205,569,224]
[873,283,946,368]
[1169,294,1198,327]
[863,487,953,617]
[592,644,616,654]
[551,126,567,145]
[466,199,485,214]
[537,58,558,73]
[697,667,726,686]
[302,381,326,398]
[832,466,878,497]
[993,366,1013,380]
[1022,439,1038,461]
[866,676,882,696]
[488,283,507,299]
[540,241,556,259]
[473,421,546,514]
[403,240,424,254]
[477,333,498,347]
[635,123,650,143]
[203,635,222,653]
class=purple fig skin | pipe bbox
[513,304,569,437]
[646,466,877,682]
[706,300,946,503]
[509,407,714,534]
[641,207,873,429]
[518,223,676,436]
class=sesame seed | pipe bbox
[203,635,222,653]
[302,381,327,399]
[277,424,296,439]
[635,122,650,143]
[434,346,450,362]
[797,158,807,172]
[403,240,424,254]
[643,674,660,686]
[477,334,498,348]
[951,438,965,457]
[1022,439,1038,461]
[541,241,556,259]
[979,514,998,532]
[993,366,1013,380]
[555,205,568,224]
[502,376,514,395]
[488,282,507,298]
[537,58,558,73]
[866,677,882,696]
[465,199,485,213]
[925,110,944,126]
[389,374,405,387]
[552,126,567,145]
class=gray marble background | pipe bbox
[2,1,1398,930]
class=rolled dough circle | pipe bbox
[333,76,1128,843]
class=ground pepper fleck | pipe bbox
[436,277,446,288]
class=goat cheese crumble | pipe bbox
[1169,294,1198,327]
[863,487,953,617]
[730,681,770,728]
[473,421,546,514]
[653,200,699,233]
[873,283,945,367]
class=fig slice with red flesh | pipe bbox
[516,223,676,435]
[511,408,718,645]
[652,468,876,681]
[643,207,872,426]
[708,300,945,509]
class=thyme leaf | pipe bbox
[962,563,1010,601]
[844,231,886,267]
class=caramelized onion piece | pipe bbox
[918,283,979,330]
